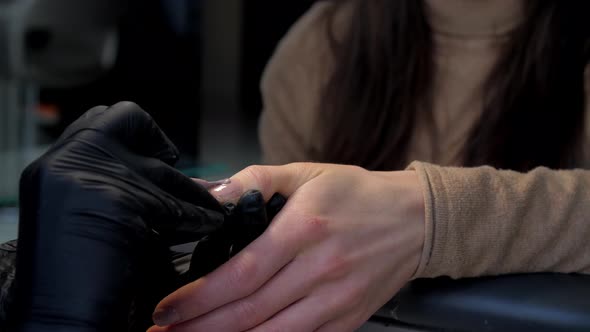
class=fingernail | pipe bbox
[211,179,243,202]
[152,307,180,326]
[192,178,231,190]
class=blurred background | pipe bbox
[0,0,316,242]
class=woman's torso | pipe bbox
[259,0,590,168]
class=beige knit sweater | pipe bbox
[258,0,590,279]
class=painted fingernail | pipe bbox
[192,178,231,190]
[152,307,180,326]
[211,180,243,202]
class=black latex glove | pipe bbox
[185,191,287,283]
[10,102,225,332]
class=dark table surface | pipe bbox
[372,273,590,332]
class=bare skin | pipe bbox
[148,163,425,332]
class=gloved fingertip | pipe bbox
[237,190,265,214]
[267,193,287,220]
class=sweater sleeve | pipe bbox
[258,2,335,165]
[407,161,590,279]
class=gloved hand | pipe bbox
[10,102,226,332]
[185,191,287,283]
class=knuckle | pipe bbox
[227,256,258,292]
[243,165,272,194]
[340,282,368,312]
[113,101,151,120]
[232,300,261,328]
[288,162,315,178]
[113,100,140,112]
[286,162,323,186]
[299,216,330,240]
[316,252,352,282]
[19,161,42,190]
[27,155,60,184]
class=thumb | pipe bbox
[209,163,322,203]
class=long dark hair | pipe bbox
[318,0,590,171]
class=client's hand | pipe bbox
[150,163,425,332]
[11,102,225,332]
